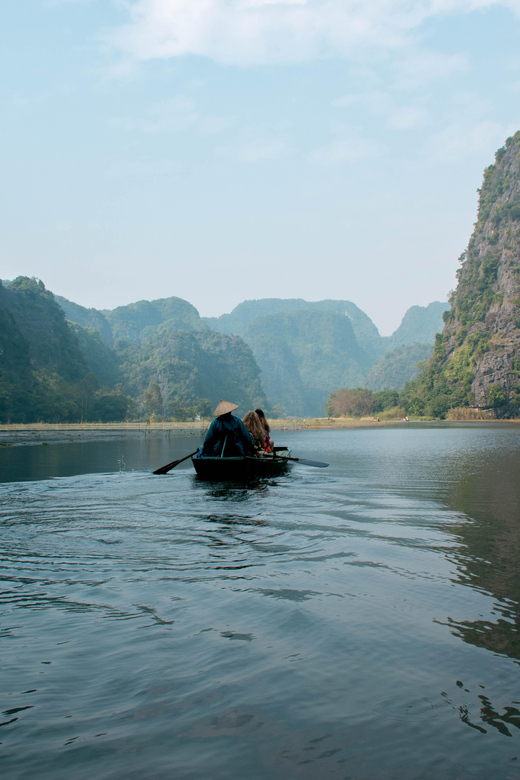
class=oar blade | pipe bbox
[153,449,199,475]
[295,458,329,468]
[153,460,180,475]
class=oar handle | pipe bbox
[273,454,329,468]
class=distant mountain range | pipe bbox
[57,291,448,416]
[204,299,448,415]
[0,275,447,421]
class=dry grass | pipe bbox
[269,417,403,429]
[445,407,495,421]
[0,421,207,432]
[3,413,517,435]
[0,417,401,434]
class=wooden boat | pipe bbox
[191,451,291,481]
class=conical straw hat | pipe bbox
[213,399,238,417]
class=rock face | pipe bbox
[411,132,520,417]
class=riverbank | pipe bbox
[2,416,518,447]
[0,418,402,446]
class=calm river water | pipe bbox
[1,423,520,779]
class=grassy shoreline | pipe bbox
[0,418,402,434]
[1,416,518,439]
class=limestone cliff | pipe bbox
[407,132,520,417]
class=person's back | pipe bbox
[199,400,256,457]
[242,411,265,452]
[254,408,273,452]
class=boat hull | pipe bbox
[191,455,290,481]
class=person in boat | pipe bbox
[198,400,257,458]
[242,411,267,454]
[254,408,273,453]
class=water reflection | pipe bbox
[195,479,271,502]
[433,439,520,739]
[444,446,520,661]
[0,430,205,482]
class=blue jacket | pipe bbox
[200,413,256,457]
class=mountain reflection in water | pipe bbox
[1,423,520,780]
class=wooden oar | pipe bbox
[153,449,200,475]
[273,454,329,468]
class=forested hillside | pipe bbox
[205,298,383,360]
[244,309,369,416]
[0,278,130,422]
[0,282,33,422]
[103,297,206,344]
[1,278,447,421]
[117,329,265,419]
[383,302,450,350]
[366,343,433,392]
[0,279,266,422]
[405,132,520,418]
[206,298,446,414]
[55,295,114,346]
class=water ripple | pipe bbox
[1,427,520,779]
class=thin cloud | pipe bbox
[393,49,469,89]
[387,105,429,129]
[106,157,180,178]
[220,136,287,162]
[333,91,429,130]
[310,134,386,165]
[107,0,520,67]
[111,96,230,134]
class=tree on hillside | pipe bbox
[326,388,375,417]
[142,382,163,416]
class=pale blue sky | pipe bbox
[2,0,520,333]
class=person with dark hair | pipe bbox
[198,400,256,457]
[254,408,273,453]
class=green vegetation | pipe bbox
[6,276,87,381]
[70,324,121,387]
[485,383,507,407]
[205,298,447,416]
[206,298,385,361]
[327,388,401,418]
[0,286,33,422]
[104,296,205,343]
[403,131,520,419]
[0,277,266,423]
[244,308,369,417]
[119,329,266,421]
[55,295,113,346]
[382,302,449,350]
[366,343,433,391]
[0,277,454,421]
[0,278,134,423]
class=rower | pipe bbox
[197,400,256,458]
